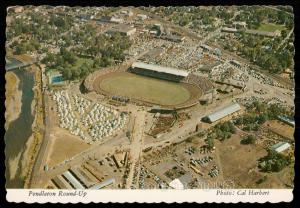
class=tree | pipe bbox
[206,136,214,150]
[15,44,26,55]
[257,114,268,124]
[281,29,288,38]
[258,149,291,172]
[79,62,90,77]
[241,135,256,145]
[62,67,73,80]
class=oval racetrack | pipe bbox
[93,72,202,106]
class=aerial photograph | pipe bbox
[5,5,294,190]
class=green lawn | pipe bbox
[258,23,286,32]
[99,73,192,106]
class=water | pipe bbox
[5,69,35,188]
[51,75,63,84]
[5,58,23,70]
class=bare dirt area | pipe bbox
[263,120,294,140]
[215,133,294,188]
[215,134,268,188]
[45,127,90,167]
[7,151,22,181]
[5,71,22,129]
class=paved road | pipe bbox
[125,109,146,188]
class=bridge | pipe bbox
[5,56,36,71]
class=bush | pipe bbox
[241,135,256,145]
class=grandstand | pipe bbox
[130,62,189,82]
[185,73,214,94]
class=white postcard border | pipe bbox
[7,189,293,203]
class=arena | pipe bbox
[85,62,205,108]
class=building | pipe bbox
[121,10,133,17]
[214,79,245,89]
[106,24,136,37]
[89,178,115,189]
[137,14,147,20]
[62,171,85,189]
[221,27,238,33]
[270,142,291,153]
[169,173,193,189]
[100,16,124,24]
[277,115,295,127]
[169,179,184,189]
[159,34,185,43]
[232,21,247,29]
[130,62,189,82]
[203,103,241,123]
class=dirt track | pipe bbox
[91,71,202,108]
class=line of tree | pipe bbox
[234,101,291,131]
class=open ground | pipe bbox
[215,133,293,188]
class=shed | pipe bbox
[204,103,241,123]
[270,142,291,153]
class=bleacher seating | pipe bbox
[185,74,214,93]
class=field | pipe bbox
[46,127,90,167]
[93,72,202,106]
[263,120,294,140]
[258,23,286,32]
[215,133,293,188]
[215,134,267,188]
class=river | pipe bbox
[5,69,35,188]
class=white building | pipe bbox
[271,142,291,153]
[203,103,241,123]
[169,179,184,190]
[137,14,147,20]
[107,24,136,37]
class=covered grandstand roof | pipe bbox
[205,103,241,123]
[132,62,189,77]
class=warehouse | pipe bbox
[277,115,295,127]
[100,16,124,24]
[89,178,115,189]
[62,171,85,189]
[106,24,136,37]
[130,62,189,82]
[202,103,241,123]
[270,142,291,153]
[159,34,185,43]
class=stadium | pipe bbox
[84,62,213,109]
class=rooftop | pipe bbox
[206,103,241,122]
[108,24,136,33]
[271,142,291,153]
[132,62,189,77]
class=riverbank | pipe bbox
[5,72,22,130]
[5,65,44,188]
[23,65,45,188]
